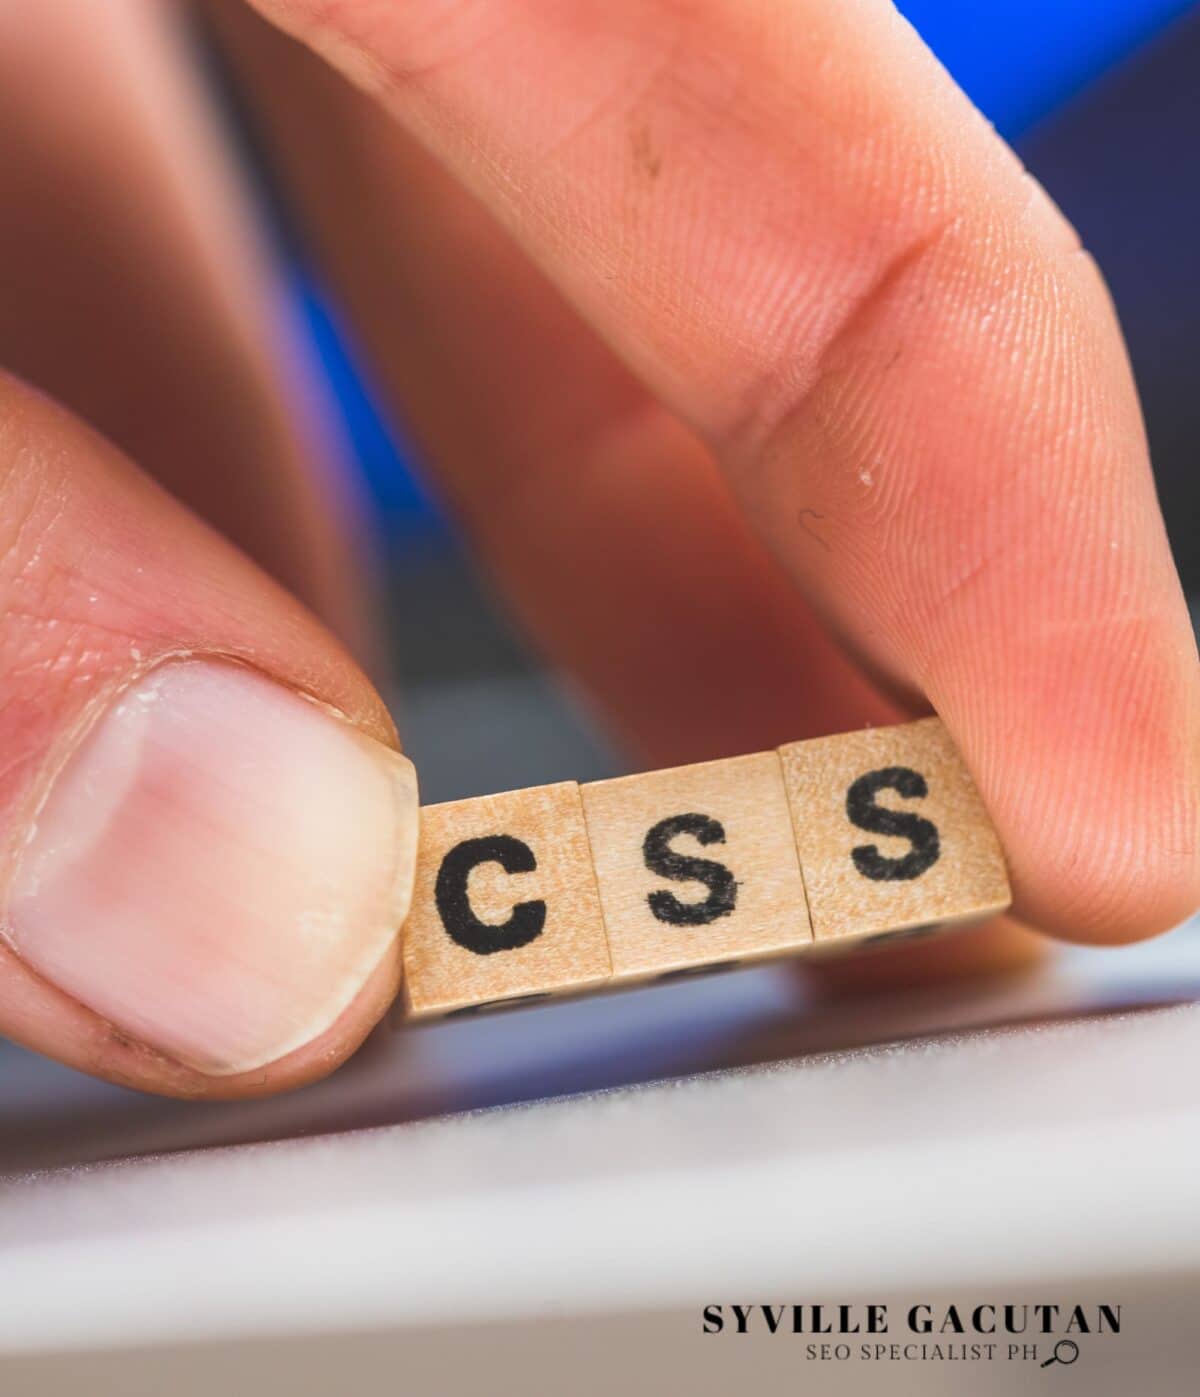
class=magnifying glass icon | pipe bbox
[1040,1339,1080,1368]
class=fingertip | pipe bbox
[1009,772,1200,947]
[0,375,415,1099]
[177,932,406,1101]
[1015,831,1200,948]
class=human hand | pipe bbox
[0,0,1195,1097]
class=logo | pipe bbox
[699,1302,1120,1368]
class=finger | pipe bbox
[252,0,1200,942]
[206,3,901,772]
[0,375,417,1097]
[0,0,376,664]
[183,24,1040,1001]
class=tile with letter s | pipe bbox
[580,752,813,983]
[778,717,1011,945]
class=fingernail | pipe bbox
[5,658,418,1075]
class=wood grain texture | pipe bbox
[580,752,812,982]
[398,719,1011,1016]
[402,781,611,1018]
[778,717,1011,944]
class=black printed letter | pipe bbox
[846,767,940,881]
[434,834,546,954]
[643,813,738,925]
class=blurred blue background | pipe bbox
[897,0,1198,135]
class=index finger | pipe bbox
[254,0,1200,941]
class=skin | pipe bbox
[0,0,1195,1095]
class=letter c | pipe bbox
[434,834,546,955]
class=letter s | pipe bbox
[702,1305,724,1334]
[643,813,738,925]
[846,767,940,881]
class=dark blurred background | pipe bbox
[215,0,1200,804]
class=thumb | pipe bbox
[0,374,418,1098]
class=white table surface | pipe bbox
[3,922,1199,1393]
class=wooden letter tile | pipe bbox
[580,752,812,983]
[402,781,612,1017]
[778,717,1011,944]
